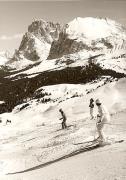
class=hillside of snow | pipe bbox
[8,51,94,78]
[0,78,126,178]
[1,110,126,180]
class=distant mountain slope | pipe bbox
[4,17,126,70]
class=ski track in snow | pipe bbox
[0,110,126,180]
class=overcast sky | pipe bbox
[0,0,126,54]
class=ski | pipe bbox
[73,137,99,146]
[73,139,124,148]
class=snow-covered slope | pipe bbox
[8,49,126,79]
[0,78,126,176]
[17,78,126,115]
[96,51,126,74]
[34,77,111,104]
[8,50,95,78]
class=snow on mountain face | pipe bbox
[66,17,126,40]
[66,17,126,51]
[48,17,126,60]
[0,51,10,66]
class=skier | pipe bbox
[95,99,110,143]
[59,108,67,129]
[89,98,94,119]
[6,119,11,125]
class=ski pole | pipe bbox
[94,123,97,140]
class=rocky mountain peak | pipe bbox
[10,20,62,67]
[28,19,62,43]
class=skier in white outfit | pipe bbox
[95,99,110,143]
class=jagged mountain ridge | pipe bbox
[7,20,62,69]
[5,17,126,70]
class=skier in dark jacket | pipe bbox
[59,108,67,129]
[89,98,94,119]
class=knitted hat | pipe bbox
[96,99,101,104]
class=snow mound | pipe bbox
[35,78,108,103]
[0,101,5,104]
[88,78,126,114]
